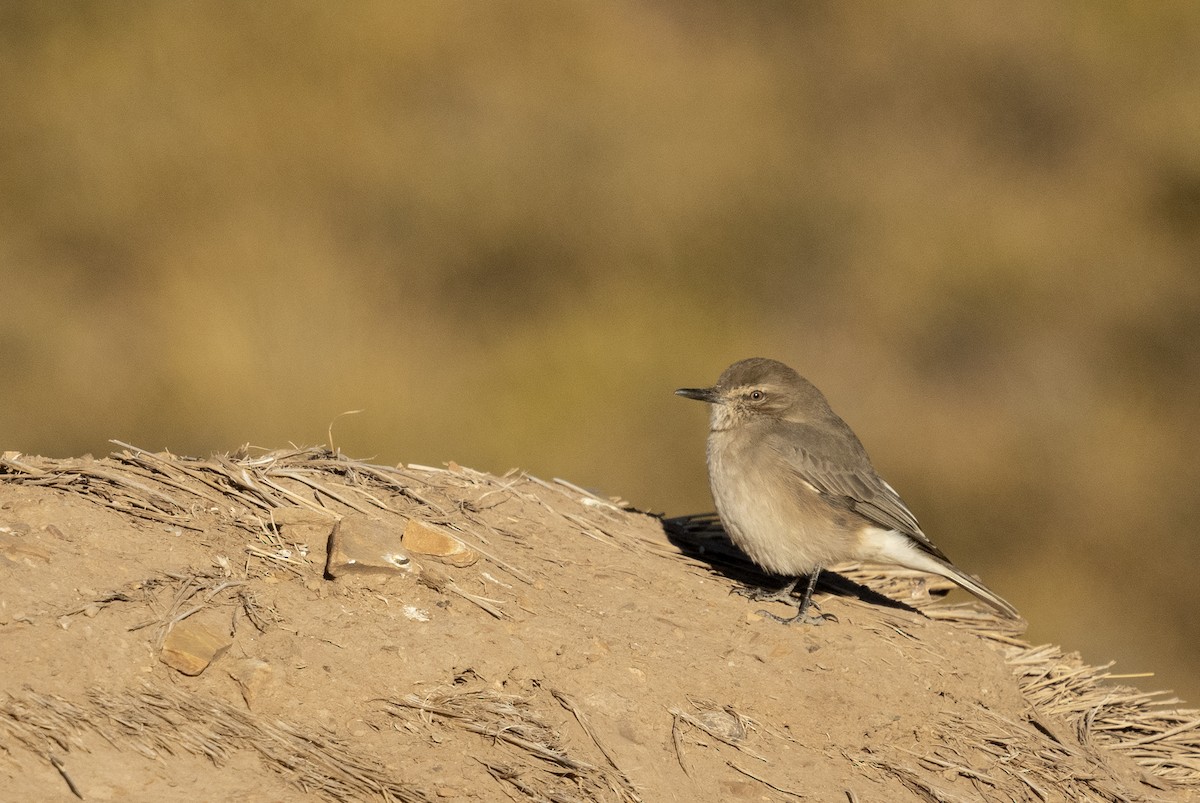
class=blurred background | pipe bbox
[2,3,1198,702]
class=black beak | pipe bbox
[675,386,721,404]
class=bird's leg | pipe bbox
[757,569,837,625]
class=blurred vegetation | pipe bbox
[2,2,1199,701]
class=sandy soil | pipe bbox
[1,448,1197,802]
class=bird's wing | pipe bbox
[765,424,950,561]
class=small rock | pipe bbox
[402,605,431,622]
[0,532,51,566]
[161,620,232,676]
[325,515,411,578]
[229,658,275,708]
[402,520,478,568]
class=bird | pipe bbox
[675,357,1019,623]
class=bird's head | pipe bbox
[675,357,834,431]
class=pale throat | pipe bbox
[708,403,738,432]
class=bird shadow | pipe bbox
[659,512,924,617]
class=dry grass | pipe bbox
[0,685,430,803]
[382,687,641,803]
[1009,644,1200,787]
[3,445,1200,800]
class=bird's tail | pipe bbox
[860,529,1021,619]
[922,555,1020,619]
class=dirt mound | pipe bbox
[2,446,1198,801]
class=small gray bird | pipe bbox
[676,357,1019,623]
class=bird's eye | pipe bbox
[749,390,764,401]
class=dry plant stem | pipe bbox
[551,689,641,801]
[668,707,764,761]
[48,754,83,800]
[445,581,507,620]
[726,761,807,800]
[385,695,595,773]
[671,714,691,777]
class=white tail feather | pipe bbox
[858,528,1020,619]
